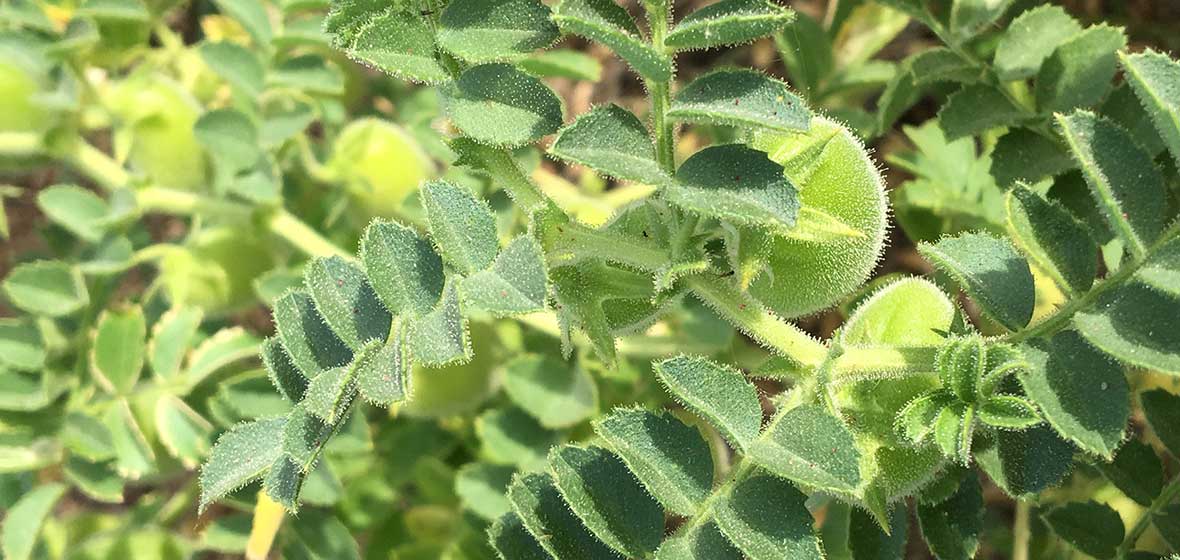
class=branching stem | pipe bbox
[1119,472,1180,558]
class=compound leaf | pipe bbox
[990,128,1074,188]
[421,179,500,275]
[148,306,202,380]
[916,471,983,560]
[489,513,550,560]
[1019,330,1128,459]
[549,445,664,557]
[1057,111,1168,255]
[462,235,548,316]
[1042,501,1124,559]
[918,232,1035,331]
[668,69,809,132]
[457,462,515,520]
[2,260,89,317]
[0,317,45,371]
[408,279,471,367]
[749,404,861,495]
[938,84,1026,141]
[654,355,762,452]
[199,41,265,96]
[665,0,794,51]
[993,5,1082,81]
[91,305,146,395]
[975,424,1075,498]
[1120,49,1180,168]
[1036,25,1126,114]
[656,522,742,560]
[550,104,669,185]
[354,330,408,406]
[199,417,286,511]
[441,63,563,147]
[360,219,445,317]
[261,337,308,402]
[508,472,624,560]
[1097,439,1163,506]
[1005,185,1096,294]
[1,483,66,560]
[305,255,391,350]
[713,474,824,560]
[669,144,799,235]
[335,9,450,83]
[594,408,713,516]
[36,184,110,242]
[273,290,353,378]
[437,0,558,62]
[551,0,671,81]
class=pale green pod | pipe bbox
[749,116,889,318]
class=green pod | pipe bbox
[105,74,208,191]
[748,117,888,318]
[327,118,435,218]
[936,336,984,403]
[0,58,49,133]
[158,226,275,314]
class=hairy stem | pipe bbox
[1119,473,1180,558]
[644,0,675,173]
[1012,500,1031,560]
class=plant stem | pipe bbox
[1013,500,1031,560]
[0,132,42,158]
[1119,473,1180,558]
[686,274,829,368]
[644,0,676,173]
[546,223,672,271]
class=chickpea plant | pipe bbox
[1,0,1180,559]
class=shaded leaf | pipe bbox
[749,404,861,494]
[668,69,809,132]
[669,144,799,235]
[421,179,500,275]
[361,219,445,317]
[550,104,669,185]
[440,63,564,147]
[551,0,671,81]
[938,84,1026,141]
[918,232,1034,331]
[654,355,761,452]
[1005,185,1096,294]
[1043,501,1124,559]
[1036,25,1126,113]
[508,472,624,559]
[1120,49,1180,168]
[916,471,983,560]
[713,473,824,560]
[992,5,1081,81]
[1140,389,1180,458]
[437,0,558,62]
[1097,439,1163,506]
[975,424,1075,498]
[665,0,794,51]
[273,290,353,378]
[1074,280,1180,375]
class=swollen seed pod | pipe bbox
[747,117,888,319]
[0,58,49,133]
[327,118,435,218]
[158,226,276,314]
[105,74,208,191]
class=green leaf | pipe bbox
[0,318,44,371]
[549,104,669,185]
[269,55,345,95]
[1098,439,1162,506]
[354,332,408,406]
[1056,111,1168,255]
[63,457,123,503]
[337,10,450,84]
[1005,185,1096,295]
[305,255,391,350]
[61,412,115,462]
[508,472,624,560]
[1036,25,1126,114]
[1138,236,1180,298]
[462,235,548,316]
[668,69,809,133]
[654,355,761,452]
[669,144,798,234]
[975,424,1075,498]
[489,513,551,560]
[261,337,307,402]
[214,0,272,46]
[918,232,1034,331]
[713,473,824,560]
[199,41,265,96]
[90,305,146,395]
[774,12,831,98]
[361,219,445,317]
[1140,389,1180,457]
[657,522,742,559]
[1,483,65,560]
[36,184,110,242]
[155,395,213,467]
[897,391,956,445]
[504,354,597,429]
[916,471,983,560]
[549,445,664,557]
[421,179,500,275]
[457,462,515,520]
[437,0,558,62]
[282,405,333,472]
[949,0,1013,40]
[749,404,861,494]
[0,371,51,411]
[1120,49,1180,168]
[990,128,1074,188]
[992,4,1081,81]
[147,307,202,379]
[848,506,907,560]
[183,327,260,386]
[477,406,561,470]
[551,0,671,81]
[909,48,979,85]
[2,260,89,317]
[303,361,358,425]
[1043,501,1124,559]
[194,108,260,174]
[264,455,305,511]
[441,63,564,147]
[199,417,286,511]
[593,408,713,516]
[1019,330,1128,459]
[273,290,353,378]
[938,84,1026,141]
[519,49,603,81]
[977,395,1040,429]
[105,399,155,479]
[666,0,792,51]
[1074,281,1180,375]
[409,279,471,367]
